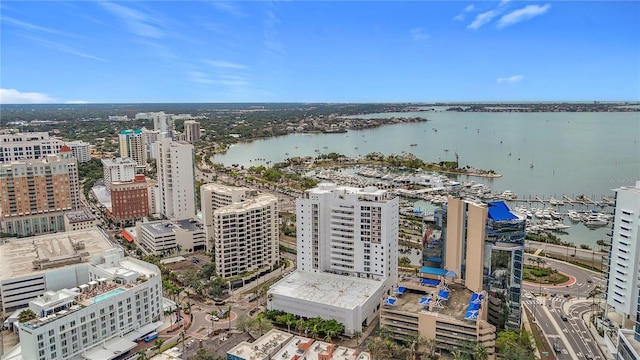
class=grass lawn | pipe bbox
[522,264,569,285]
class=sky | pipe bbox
[0,1,638,104]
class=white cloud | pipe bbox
[0,88,88,104]
[497,4,551,28]
[21,34,108,62]
[0,88,57,104]
[209,1,248,17]
[410,28,429,41]
[468,10,500,30]
[454,4,476,21]
[99,1,164,39]
[497,75,524,84]
[205,60,247,70]
[2,16,74,37]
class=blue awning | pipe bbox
[426,257,442,263]
[488,201,518,221]
[420,266,448,276]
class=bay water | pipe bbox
[213,110,640,249]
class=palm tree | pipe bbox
[295,318,306,335]
[401,333,427,360]
[208,310,217,335]
[451,350,466,360]
[354,331,362,347]
[366,337,387,360]
[137,350,149,360]
[18,309,37,323]
[180,330,186,353]
[423,338,438,360]
[154,338,165,354]
[472,342,488,360]
[227,304,233,332]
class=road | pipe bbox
[522,255,606,360]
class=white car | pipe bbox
[211,315,219,321]
[524,293,533,299]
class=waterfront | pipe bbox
[213,111,639,248]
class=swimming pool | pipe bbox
[93,288,125,303]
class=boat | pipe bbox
[567,210,582,222]
[583,210,609,227]
[410,143,418,147]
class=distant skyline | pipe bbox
[1,1,638,104]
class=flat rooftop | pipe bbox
[140,221,175,236]
[0,228,116,280]
[64,209,96,223]
[174,218,204,232]
[388,283,473,320]
[269,270,384,310]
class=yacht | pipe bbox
[567,210,582,222]
[584,211,609,227]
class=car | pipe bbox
[211,316,219,321]
[587,279,593,283]
[560,314,568,321]
[524,293,533,299]
[564,293,571,298]
[550,293,557,298]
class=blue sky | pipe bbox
[1,1,638,103]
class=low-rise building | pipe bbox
[135,218,206,257]
[227,329,371,360]
[109,174,151,223]
[0,228,117,313]
[15,249,163,360]
[63,210,98,231]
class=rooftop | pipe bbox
[64,209,96,223]
[174,218,205,232]
[386,282,474,321]
[269,270,384,310]
[0,228,116,280]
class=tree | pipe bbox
[354,331,362,347]
[400,333,427,360]
[189,348,219,360]
[18,309,37,323]
[422,338,438,360]
[472,342,488,360]
[137,350,149,360]
[366,336,387,360]
[496,329,535,360]
[154,338,165,354]
[227,304,233,331]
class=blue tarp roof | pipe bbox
[421,267,448,276]
[426,257,442,263]
[488,201,518,221]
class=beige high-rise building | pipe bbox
[380,198,496,359]
[118,129,146,167]
[0,146,79,237]
[183,120,201,143]
[201,184,278,279]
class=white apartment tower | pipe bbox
[296,183,399,284]
[156,139,196,220]
[0,130,64,162]
[201,184,278,279]
[118,129,147,167]
[606,181,640,326]
[65,140,91,163]
[183,120,201,143]
[101,157,137,194]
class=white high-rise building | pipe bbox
[0,130,64,162]
[141,128,161,160]
[183,120,201,143]
[201,184,278,279]
[156,139,195,220]
[268,183,399,335]
[101,157,137,194]
[65,140,91,163]
[606,180,640,358]
[296,183,399,283]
